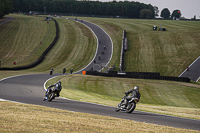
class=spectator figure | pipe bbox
[70,68,73,74]
[63,68,66,74]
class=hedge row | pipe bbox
[86,71,190,83]
[0,18,59,70]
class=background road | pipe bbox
[67,17,113,73]
[179,56,200,82]
[0,16,14,26]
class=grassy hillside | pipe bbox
[28,17,97,73]
[0,14,96,73]
[76,17,200,77]
[46,74,200,120]
[0,14,56,67]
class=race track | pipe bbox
[0,17,200,131]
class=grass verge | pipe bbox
[46,74,200,120]
[0,101,199,133]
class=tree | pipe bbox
[154,6,159,17]
[194,15,196,20]
[0,0,12,18]
[171,10,181,20]
[10,0,156,18]
[160,8,170,19]
[140,9,153,19]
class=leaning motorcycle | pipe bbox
[43,87,59,102]
[115,95,139,113]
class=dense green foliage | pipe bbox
[11,0,155,18]
[160,8,171,19]
[0,0,12,18]
[171,10,182,20]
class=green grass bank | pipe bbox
[0,101,199,133]
[75,17,200,77]
[46,74,200,120]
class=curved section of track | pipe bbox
[0,73,200,131]
[68,18,113,73]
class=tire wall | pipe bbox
[85,71,190,83]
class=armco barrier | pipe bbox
[0,18,59,70]
[85,71,190,83]
[119,30,127,72]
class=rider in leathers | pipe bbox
[43,81,62,101]
[123,86,141,107]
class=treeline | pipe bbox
[0,0,12,18]
[11,0,155,18]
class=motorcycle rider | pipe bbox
[43,81,62,101]
[123,86,141,108]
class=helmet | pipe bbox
[58,81,61,85]
[134,86,139,91]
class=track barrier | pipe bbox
[84,71,190,83]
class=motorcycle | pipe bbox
[43,87,59,102]
[49,68,54,75]
[115,95,139,113]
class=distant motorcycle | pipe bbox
[43,87,59,102]
[115,95,139,113]
[50,70,53,75]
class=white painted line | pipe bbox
[43,75,59,91]
[0,98,8,101]
[196,77,200,82]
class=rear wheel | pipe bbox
[126,102,136,113]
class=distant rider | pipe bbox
[43,81,62,101]
[50,68,54,75]
[63,68,66,74]
[123,86,141,107]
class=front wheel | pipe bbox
[115,103,121,112]
[48,92,55,102]
[126,102,136,113]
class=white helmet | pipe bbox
[134,86,139,91]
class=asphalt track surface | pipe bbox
[0,16,14,26]
[0,17,200,131]
[179,56,200,82]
